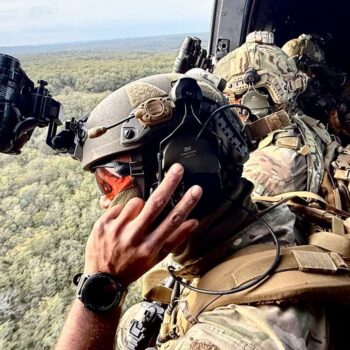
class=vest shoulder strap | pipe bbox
[175,243,350,334]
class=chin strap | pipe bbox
[131,152,146,199]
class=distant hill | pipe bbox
[0,33,208,56]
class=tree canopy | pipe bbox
[0,45,175,349]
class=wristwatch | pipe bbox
[73,272,127,313]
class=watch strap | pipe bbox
[74,273,91,301]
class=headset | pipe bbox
[117,77,250,210]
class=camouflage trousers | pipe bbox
[117,303,328,350]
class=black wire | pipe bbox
[167,202,281,295]
[196,104,252,139]
[157,104,191,184]
[105,114,135,130]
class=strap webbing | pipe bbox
[245,110,291,141]
[309,232,350,258]
[253,190,327,205]
[253,191,350,218]
[175,244,350,335]
[142,267,172,304]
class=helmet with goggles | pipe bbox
[213,31,309,117]
[78,72,249,205]
[282,34,326,67]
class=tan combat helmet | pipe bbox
[214,31,309,114]
[82,73,179,170]
[81,72,245,171]
[282,33,326,65]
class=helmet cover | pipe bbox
[214,31,309,105]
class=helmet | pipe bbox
[82,73,181,170]
[80,72,249,203]
[214,31,309,109]
[282,34,326,65]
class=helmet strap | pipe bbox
[130,152,146,199]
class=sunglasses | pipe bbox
[92,161,143,200]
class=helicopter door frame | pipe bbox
[208,0,254,61]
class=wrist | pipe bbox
[83,262,131,287]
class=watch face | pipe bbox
[81,274,122,312]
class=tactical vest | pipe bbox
[141,198,350,344]
[322,143,350,212]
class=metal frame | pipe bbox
[208,0,253,61]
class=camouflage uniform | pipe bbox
[282,34,350,211]
[157,304,327,350]
[242,112,330,197]
[118,303,328,350]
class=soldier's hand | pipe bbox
[84,163,202,286]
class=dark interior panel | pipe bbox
[246,0,350,72]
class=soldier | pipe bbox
[213,31,346,210]
[282,33,350,142]
[55,72,350,349]
[282,33,350,211]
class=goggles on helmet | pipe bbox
[92,161,143,199]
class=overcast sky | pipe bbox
[0,0,213,47]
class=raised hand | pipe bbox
[84,163,202,286]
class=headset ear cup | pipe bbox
[162,133,221,177]
[161,132,225,215]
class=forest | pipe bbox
[0,37,180,349]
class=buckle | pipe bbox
[334,168,350,181]
[129,162,144,176]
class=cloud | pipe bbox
[0,0,212,46]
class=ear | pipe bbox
[99,195,112,209]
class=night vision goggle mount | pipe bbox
[0,53,64,154]
[173,36,213,74]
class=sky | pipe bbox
[0,0,213,47]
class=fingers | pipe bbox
[98,203,124,222]
[94,198,144,237]
[158,219,199,260]
[115,197,145,226]
[136,163,184,225]
[147,184,202,246]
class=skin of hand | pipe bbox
[84,162,202,286]
[55,163,202,350]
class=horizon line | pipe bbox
[0,31,209,50]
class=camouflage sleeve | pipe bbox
[116,303,144,350]
[243,143,308,197]
[158,304,328,350]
